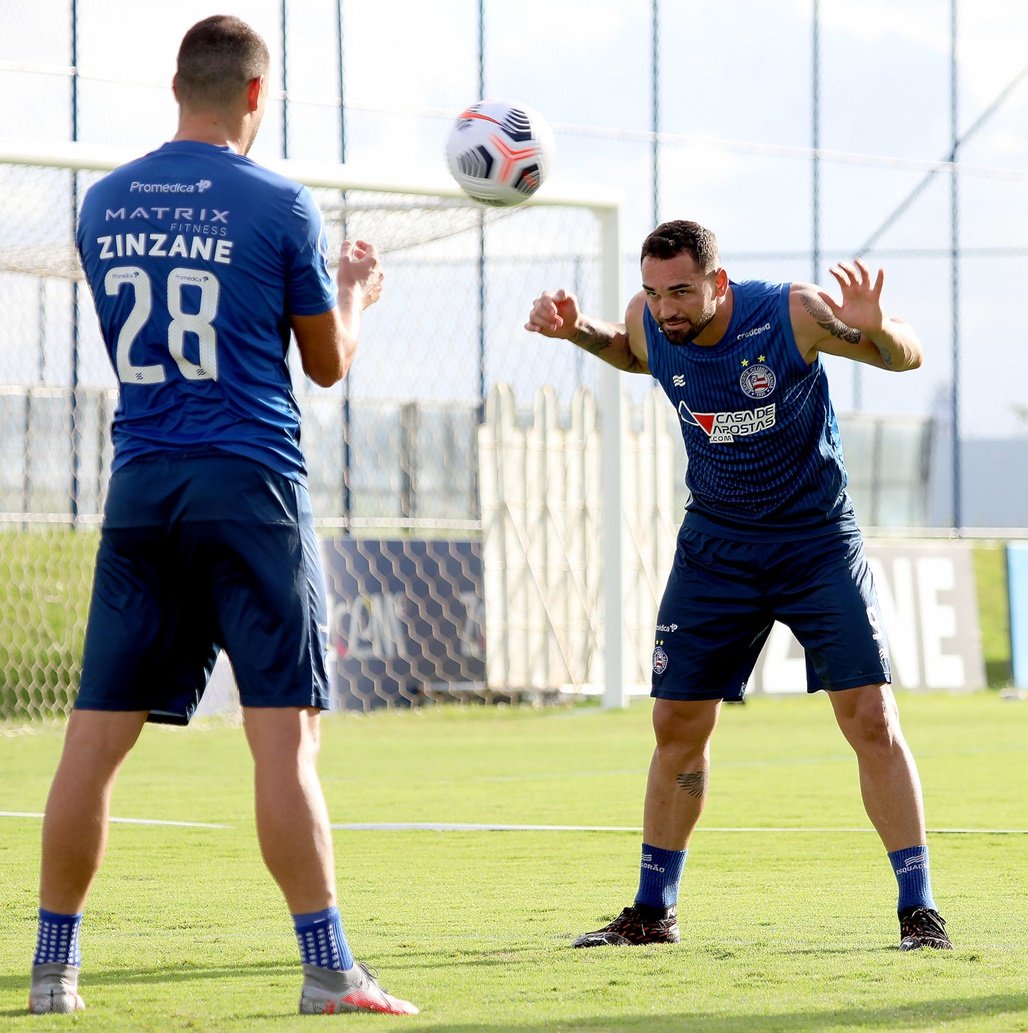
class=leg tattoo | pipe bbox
[676,771,707,799]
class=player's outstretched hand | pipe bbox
[525,289,580,340]
[819,258,885,337]
[338,239,384,310]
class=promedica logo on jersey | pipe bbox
[128,178,213,193]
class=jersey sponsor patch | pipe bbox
[677,400,776,443]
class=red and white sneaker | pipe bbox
[28,963,85,1014]
[299,962,419,1016]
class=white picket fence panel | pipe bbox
[479,383,679,695]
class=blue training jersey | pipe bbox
[76,140,337,481]
[644,278,857,539]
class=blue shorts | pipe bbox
[651,527,890,702]
[76,453,330,724]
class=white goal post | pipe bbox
[0,137,634,714]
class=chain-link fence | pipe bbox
[3,0,1019,717]
[2,0,1025,453]
[0,147,621,717]
[0,141,939,719]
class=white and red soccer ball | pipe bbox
[445,100,555,207]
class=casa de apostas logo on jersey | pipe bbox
[677,400,776,443]
[674,356,778,444]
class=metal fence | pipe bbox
[0,145,935,719]
[2,0,1025,527]
[2,0,1020,717]
[0,148,622,718]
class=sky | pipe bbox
[0,0,1026,438]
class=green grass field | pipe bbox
[972,541,1013,688]
[2,694,1026,1032]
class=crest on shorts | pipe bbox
[652,647,669,675]
[739,363,776,399]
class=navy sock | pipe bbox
[888,845,937,912]
[33,909,83,967]
[635,843,687,910]
[293,906,354,971]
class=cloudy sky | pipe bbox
[1,0,1026,438]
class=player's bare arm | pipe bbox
[524,289,650,373]
[294,239,383,387]
[792,259,923,371]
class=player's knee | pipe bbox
[300,710,322,757]
[836,685,902,750]
[651,698,718,751]
[63,710,145,769]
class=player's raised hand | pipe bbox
[819,258,885,337]
[525,289,581,340]
[338,239,384,309]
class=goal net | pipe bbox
[0,140,644,721]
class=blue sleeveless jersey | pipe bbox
[76,141,337,481]
[644,279,856,539]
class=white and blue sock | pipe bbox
[635,843,687,911]
[888,845,937,912]
[33,909,82,967]
[293,906,354,972]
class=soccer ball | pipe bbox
[445,100,555,207]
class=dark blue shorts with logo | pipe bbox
[76,452,330,724]
[651,525,890,701]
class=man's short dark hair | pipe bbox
[641,220,721,274]
[176,15,270,109]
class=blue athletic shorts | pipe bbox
[76,452,330,724]
[650,526,890,701]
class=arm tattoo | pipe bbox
[676,771,707,799]
[570,320,642,373]
[570,321,616,357]
[801,292,861,344]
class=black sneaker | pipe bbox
[571,903,680,948]
[898,907,953,951]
